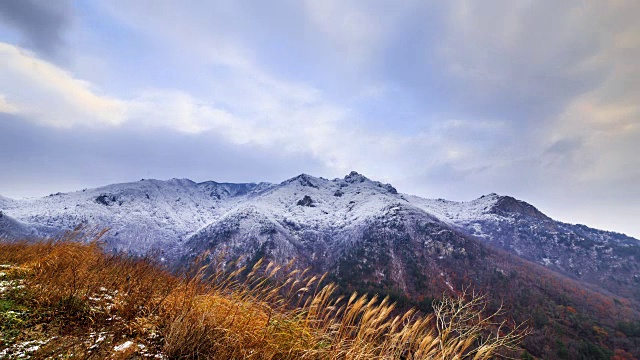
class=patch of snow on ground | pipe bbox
[0,279,24,294]
[0,338,53,358]
[407,193,501,224]
[114,340,134,352]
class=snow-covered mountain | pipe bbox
[1,172,639,300]
[0,178,267,254]
[183,172,473,294]
[409,193,640,299]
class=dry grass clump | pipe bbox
[0,230,527,359]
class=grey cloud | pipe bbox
[0,0,72,56]
[0,114,329,199]
[424,162,490,185]
[380,2,607,127]
[539,138,585,177]
[544,138,583,156]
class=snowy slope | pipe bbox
[0,178,267,255]
[185,171,426,249]
[0,195,14,209]
[0,211,39,240]
[185,172,447,271]
[238,172,413,230]
[409,192,640,299]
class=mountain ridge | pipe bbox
[0,173,632,238]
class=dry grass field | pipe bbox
[0,231,525,359]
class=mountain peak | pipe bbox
[341,171,398,195]
[281,173,322,188]
[344,171,369,183]
[488,195,550,220]
[166,178,196,186]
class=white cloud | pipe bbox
[0,94,18,114]
[0,42,351,167]
[126,90,237,134]
[302,0,382,67]
[0,43,126,128]
[96,0,255,72]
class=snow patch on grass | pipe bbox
[0,338,53,358]
[114,340,134,352]
[0,279,24,294]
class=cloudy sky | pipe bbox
[0,1,639,237]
